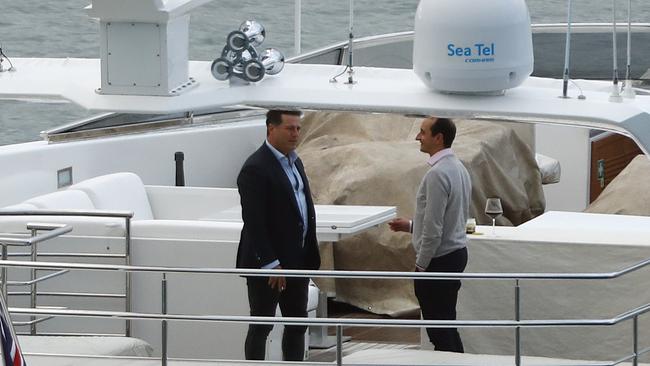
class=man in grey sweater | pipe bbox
[389,116,471,353]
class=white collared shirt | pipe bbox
[427,148,454,167]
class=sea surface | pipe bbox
[1,0,649,145]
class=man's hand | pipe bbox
[268,265,286,292]
[388,218,411,233]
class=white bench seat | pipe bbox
[19,335,153,357]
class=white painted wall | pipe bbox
[535,124,591,212]
[0,120,266,207]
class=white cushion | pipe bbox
[535,153,561,184]
[0,216,125,236]
[131,220,242,241]
[25,189,95,210]
[1,191,125,236]
[70,173,154,220]
[18,335,153,357]
[307,285,319,312]
[145,186,241,220]
[2,202,39,211]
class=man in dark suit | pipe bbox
[236,110,321,361]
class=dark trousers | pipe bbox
[414,247,468,353]
[244,276,309,361]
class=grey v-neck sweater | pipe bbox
[412,154,471,269]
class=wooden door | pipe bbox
[590,133,642,202]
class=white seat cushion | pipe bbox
[2,202,39,211]
[0,216,125,236]
[70,172,154,220]
[1,193,123,235]
[131,220,242,241]
[25,189,95,210]
[535,153,561,184]
[19,335,153,357]
[307,285,319,312]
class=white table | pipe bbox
[449,211,650,361]
[469,211,650,246]
[202,204,397,349]
[201,204,397,242]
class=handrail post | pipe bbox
[515,279,521,366]
[30,227,38,335]
[336,325,343,366]
[161,273,168,366]
[633,315,638,366]
[125,216,132,337]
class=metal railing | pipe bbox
[0,257,648,366]
[0,209,134,336]
[1,216,649,365]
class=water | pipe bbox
[1,0,649,145]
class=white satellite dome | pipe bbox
[413,0,534,94]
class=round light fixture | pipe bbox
[211,20,284,83]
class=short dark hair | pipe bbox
[266,110,302,127]
[429,117,456,148]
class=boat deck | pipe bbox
[308,299,420,362]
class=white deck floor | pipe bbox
[24,348,650,366]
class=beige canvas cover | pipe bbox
[586,154,650,216]
[298,112,545,314]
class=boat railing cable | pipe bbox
[609,0,623,102]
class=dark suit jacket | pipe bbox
[236,143,321,271]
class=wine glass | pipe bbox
[485,198,503,236]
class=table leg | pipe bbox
[309,290,351,349]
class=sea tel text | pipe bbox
[447,43,496,63]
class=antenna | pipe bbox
[622,0,635,98]
[345,0,356,85]
[294,0,301,56]
[330,0,357,84]
[609,0,623,102]
[0,42,17,73]
[560,0,573,98]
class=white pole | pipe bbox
[345,0,356,84]
[609,0,623,102]
[623,0,635,98]
[294,0,302,56]
[612,0,619,82]
[349,0,354,32]
[626,0,631,80]
[561,0,573,98]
